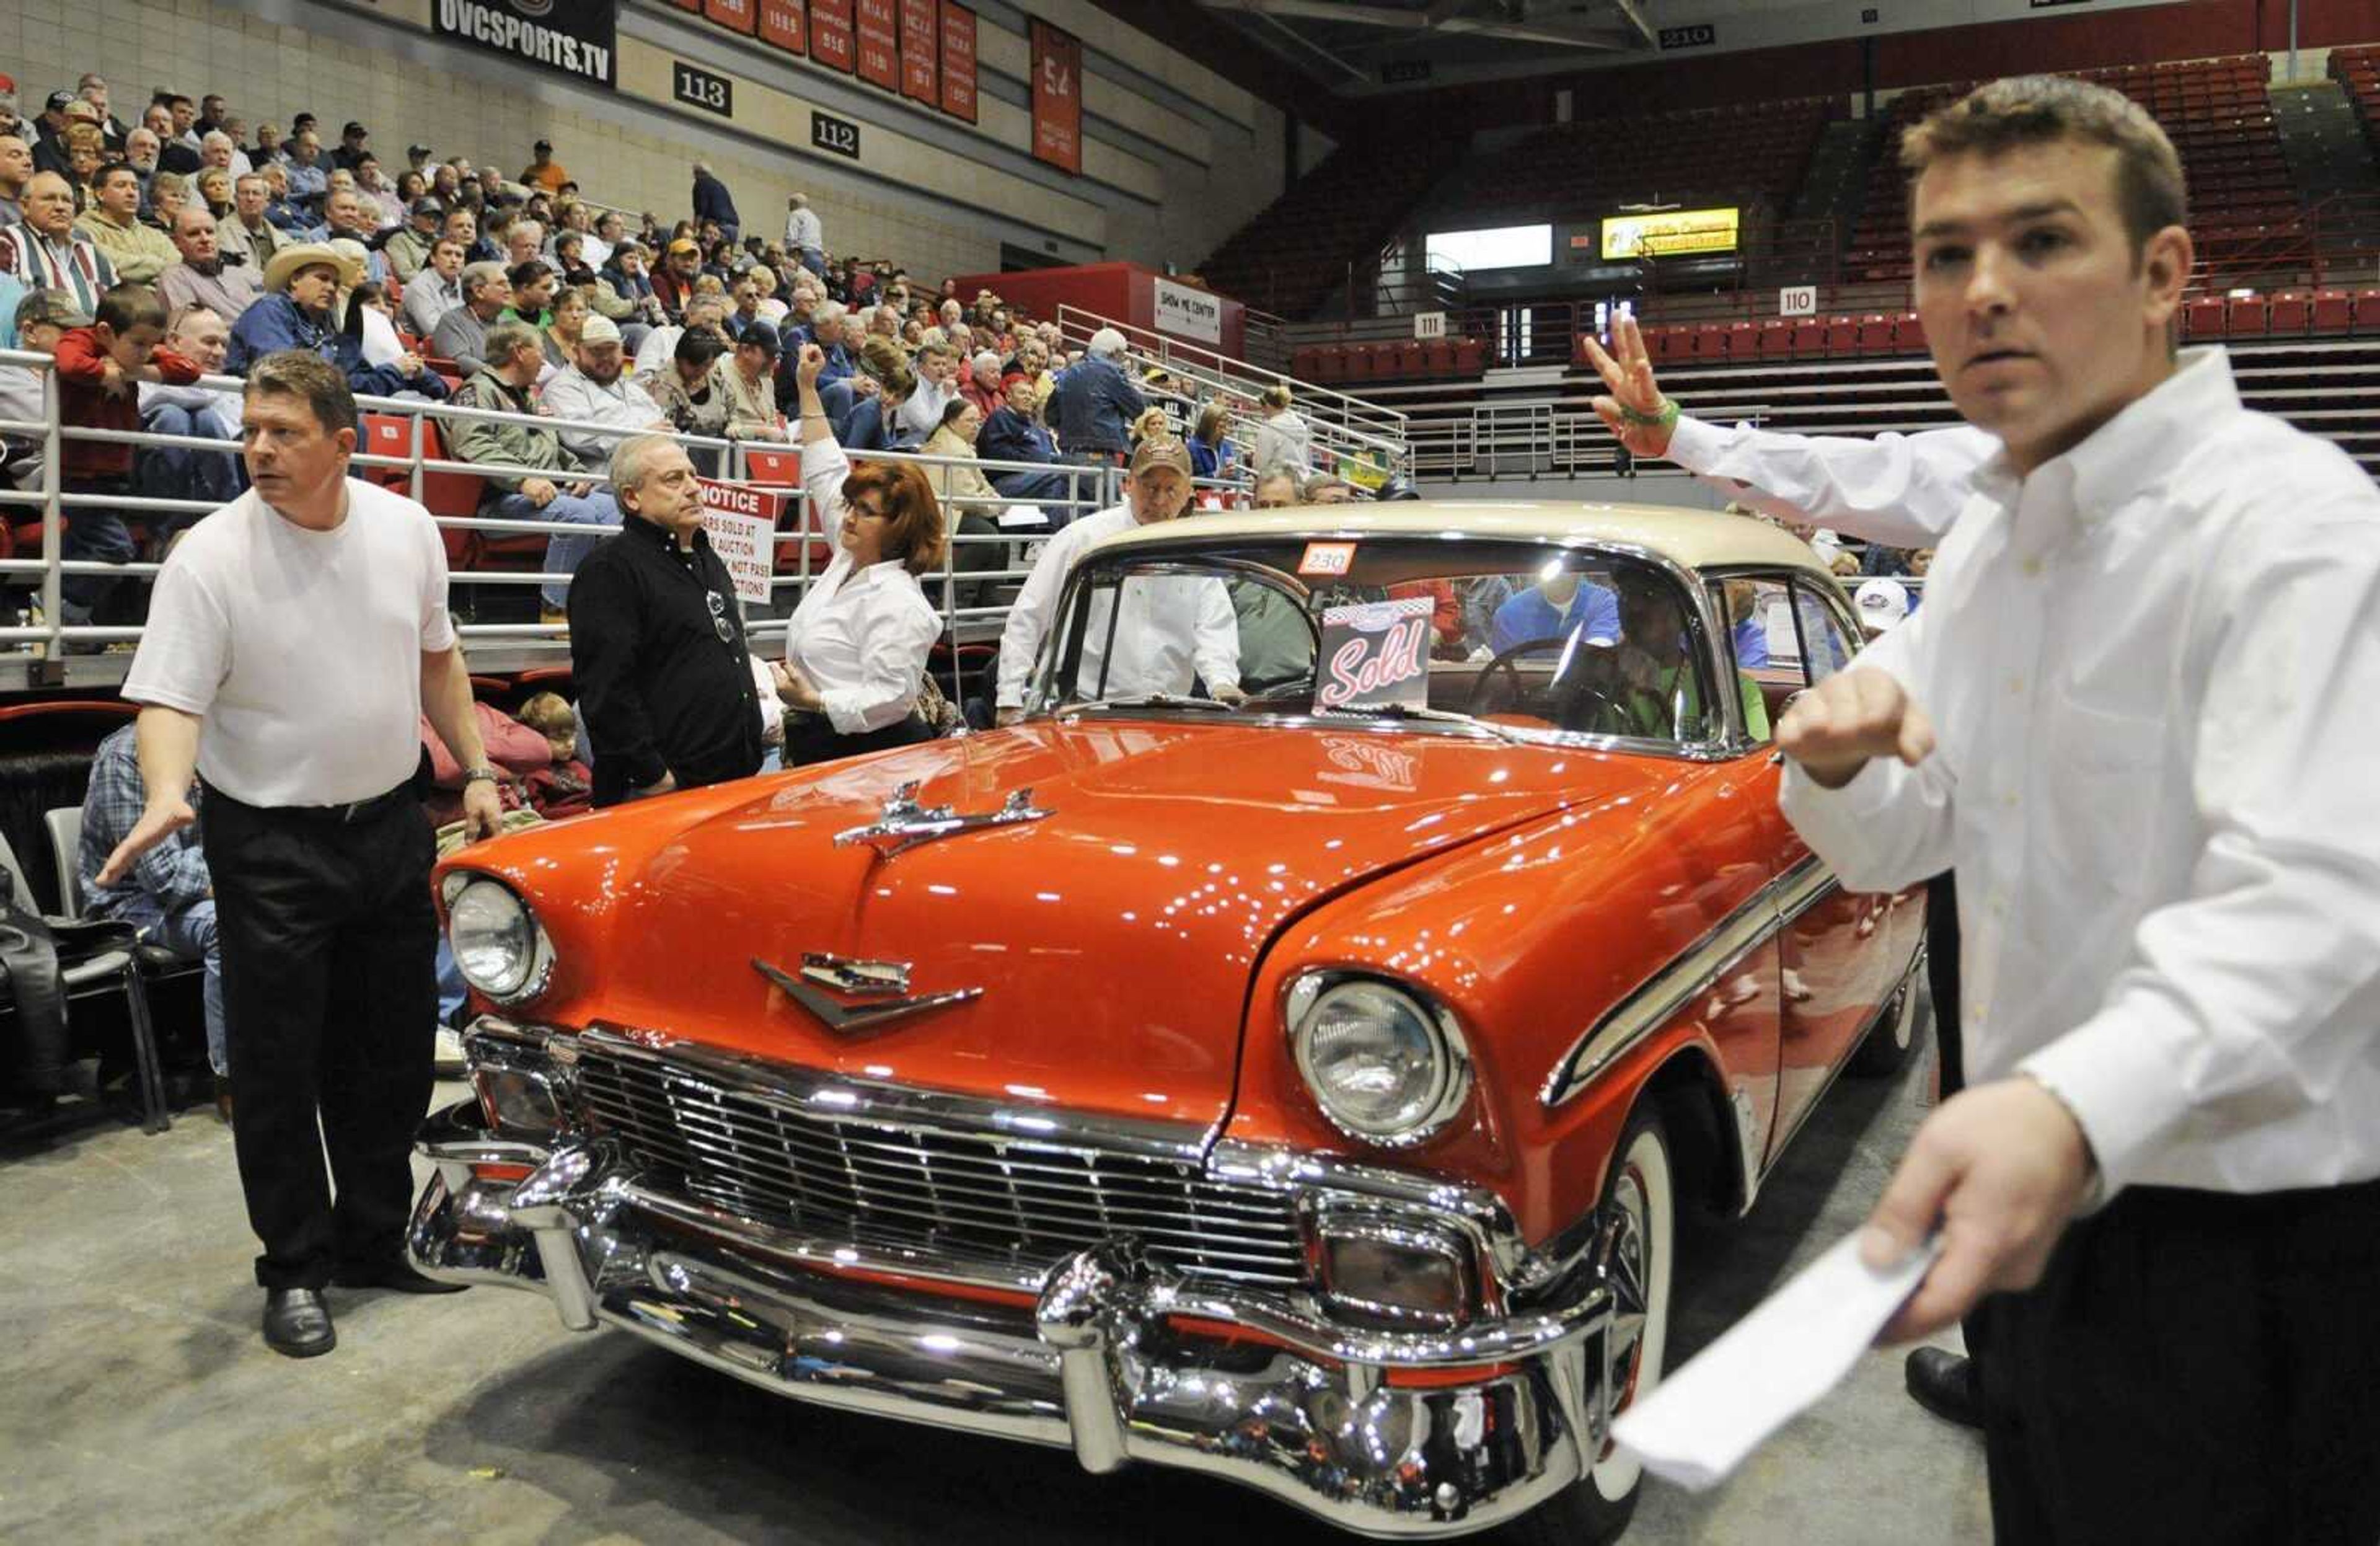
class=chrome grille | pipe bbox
[571,1040,1309,1288]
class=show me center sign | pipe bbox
[434,0,618,88]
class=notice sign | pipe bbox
[434,0,617,88]
[940,2,978,121]
[1031,19,1083,174]
[1315,596,1434,715]
[1602,206,1740,261]
[1152,277,1221,345]
[810,0,855,70]
[697,479,783,604]
[855,0,901,89]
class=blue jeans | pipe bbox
[798,247,825,278]
[493,488,622,607]
[60,476,136,624]
[434,935,467,1027]
[116,897,225,1076]
[138,402,247,515]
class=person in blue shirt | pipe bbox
[1489,571,1621,654]
[977,371,1076,518]
[1047,328,1144,464]
[227,244,449,400]
[1187,402,1240,484]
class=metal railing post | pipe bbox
[38,362,61,661]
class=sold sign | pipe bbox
[1315,596,1434,714]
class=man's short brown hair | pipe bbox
[1902,74,2186,254]
[245,349,358,435]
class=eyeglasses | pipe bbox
[849,500,892,522]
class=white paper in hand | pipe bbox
[1611,1230,1941,1491]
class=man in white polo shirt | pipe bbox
[100,348,503,1360]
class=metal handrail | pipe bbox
[0,348,1189,678]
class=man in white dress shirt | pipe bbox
[1773,76,2380,1541]
[995,435,1242,721]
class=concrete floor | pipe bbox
[0,999,1986,1545]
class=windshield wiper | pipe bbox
[1329,702,1528,743]
[1063,693,1241,715]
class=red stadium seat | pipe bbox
[2312,289,2352,335]
[1292,347,1322,381]
[1891,313,1928,356]
[361,414,480,569]
[1727,320,1758,360]
[1422,338,1457,376]
[2355,292,2380,338]
[1755,319,1794,360]
[1342,343,1377,382]
[1452,337,1486,374]
[743,447,802,485]
[1690,324,1729,361]
[1823,316,1859,356]
[1396,342,1427,379]
[2225,294,2268,338]
[1789,319,1826,359]
[1856,314,1894,355]
[1644,325,1682,364]
[2265,291,2309,337]
[2184,297,2227,340]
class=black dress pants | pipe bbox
[783,712,932,767]
[201,784,439,1291]
[1976,1175,2380,1545]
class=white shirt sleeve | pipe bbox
[122,545,232,715]
[1773,605,1959,892]
[997,522,1083,709]
[1667,416,1997,548]
[803,433,851,548]
[818,591,942,735]
[1192,577,1241,695]
[2018,501,2380,1195]
[418,506,457,652]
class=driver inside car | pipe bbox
[1561,582,1770,742]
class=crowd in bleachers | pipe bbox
[0,68,1354,656]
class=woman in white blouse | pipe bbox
[770,343,948,765]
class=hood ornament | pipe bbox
[755,953,982,1037]
[834,781,1052,859]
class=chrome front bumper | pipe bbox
[410,1102,1623,1538]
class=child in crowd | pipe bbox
[516,691,594,818]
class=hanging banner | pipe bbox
[939,2,977,122]
[704,0,756,33]
[900,0,940,104]
[434,0,619,88]
[809,0,856,71]
[855,0,901,89]
[1030,19,1082,174]
[759,0,806,53]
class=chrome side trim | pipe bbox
[1540,854,1831,1109]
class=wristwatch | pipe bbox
[464,766,502,785]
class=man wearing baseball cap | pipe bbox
[994,433,1241,722]
[380,195,445,284]
[330,121,370,174]
[521,138,569,194]
[653,236,703,322]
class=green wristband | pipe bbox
[1616,397,1680,432]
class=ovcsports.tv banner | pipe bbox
[434,0,619,89]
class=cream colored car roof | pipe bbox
[1091,501,1838,577]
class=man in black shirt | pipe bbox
[566,434,764,806]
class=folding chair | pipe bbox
[0,827,169,1133]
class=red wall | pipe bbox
[944,262,1250,358]
[1414,0,2378,125]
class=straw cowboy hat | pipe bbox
[263,241,364,295]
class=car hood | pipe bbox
[534,720,1674,1129]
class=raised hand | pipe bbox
[1583,314,1677,458]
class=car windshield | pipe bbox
[1032,537,1748,749]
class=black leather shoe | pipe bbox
[262,1288,337,1358]
[1904,1346,1983,1429]
[332,1257,469,1294]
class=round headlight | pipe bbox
[444,875,547,1002]
[1289,977,1472,1146]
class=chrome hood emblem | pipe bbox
[834,781,1052,859]
[755,953,982,1037]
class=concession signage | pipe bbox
[434,0,618,88]
[901,0,940,104]
[1315,597,1434,715]
[855,0,901,89]
[940,3,978,121]
[697,480,784,604]
[810,0,857,71]
[704,0,757,32]
[1031,20,1083,174]
[759,0,807,53]
[1601,206,1740,260]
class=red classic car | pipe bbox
[411,504,1925,1541]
